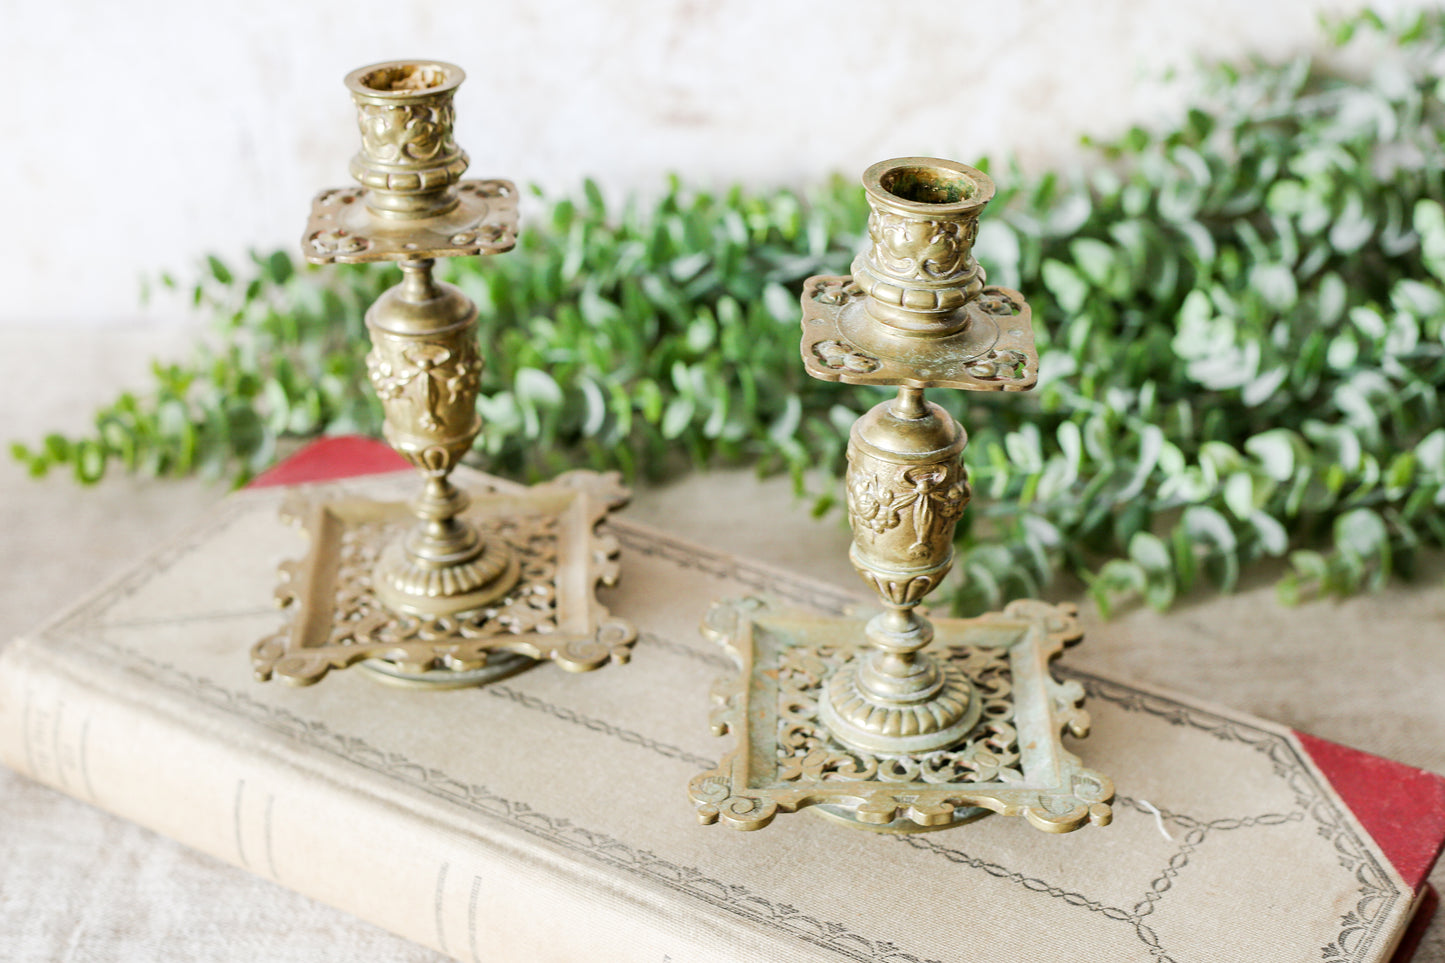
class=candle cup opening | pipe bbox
[360,63,448,93]
[879,166,975,205]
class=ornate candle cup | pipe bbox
[850,159,994,335]
[690,157,1113,833]
[252,61,636,689]
[345,61,470,219]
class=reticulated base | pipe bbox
[688,597,1113,834]
[251,470,635,687]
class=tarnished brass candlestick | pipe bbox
[251,60,635,688]
[690,158,1113,832]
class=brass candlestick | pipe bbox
[251,60,635,688]
[690,158,1114,832]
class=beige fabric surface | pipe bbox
[2,322,1443,962]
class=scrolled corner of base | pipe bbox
[700,596,767,643]
[549,618,638,673]
[597,616,638,662]
[589,541,624,588]
[277,488,329,525]
[1020,769,1116,834]
[552,468,632,512]
[273,570,303,609]
[1001,597,1082,642]
[1087,801,1114,827]
[252,648,337,688]
[691,785,780,832]
[706,690,742,736]
[1020,799,1093,834]
[249,638,282,683]
[900,798,970,829]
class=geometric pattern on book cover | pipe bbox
[689,597,1114,833]
[15,470,1418,963]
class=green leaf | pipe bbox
[1183,505,1239,590]
[1316,272,1347,323]
[583,177,607,216]
[1089,559,1147,617]
[661,396,694,440]
[762,282,796,323]
[1250,263,1298,312]
[1041,260,1088,314]
[1223,472,1255,519]
[1249,512,1289,556]
[515,368,563,408]
[1128,531,1175,610]
[1328,192,1374,253]
[1244,430,1301,482]
[579,378,607,437]
[1416,200,1445,281]
[1335,507,1388,557]
[207,255,232,285]
[73,439,106,485]
[768,395,801,443]
[1069,238,1116,288]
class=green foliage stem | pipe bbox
[14,9,1445,616]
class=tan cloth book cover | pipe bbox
[2,439,1442,962]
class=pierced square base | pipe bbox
[688,597,1113,833]
[251,471,635,687]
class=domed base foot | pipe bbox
[372,533,519,618]
[356,651,535,690]
[819,653,982,755]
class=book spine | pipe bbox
[0,637,743,963]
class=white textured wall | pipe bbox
[1,0,1422,324]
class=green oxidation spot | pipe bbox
[880,166,974,204]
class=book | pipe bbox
[2,437,1442,963]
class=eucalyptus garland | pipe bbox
[14,10,1445,616]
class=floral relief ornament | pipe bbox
[847,462,970,551]
[806,276,860,306]
[846,468,902,535]
[366,340,481,431]
[812,340,880,374]
[870,211,978,281]
[359,102,455,163]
